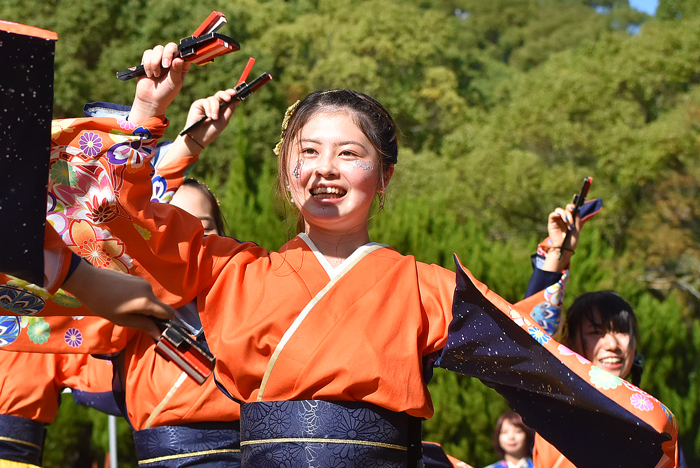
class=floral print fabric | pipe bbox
[0,115,167,352]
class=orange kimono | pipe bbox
[0,352,115,466]
[1,116,678,468]
[533,435,576,468]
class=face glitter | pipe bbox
[292,156,304,179]
[351,160,375,171]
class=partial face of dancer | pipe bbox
[170,184,219,236]
[498,419,528,460]
[287,111,388,234]
[571,310,634,378]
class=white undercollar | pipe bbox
[298,233,386,279]
[506,458,530,468]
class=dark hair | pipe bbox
[276,90,398,232]
[180,178,227,236]
[492,411,534,459]
[564,291,642,384]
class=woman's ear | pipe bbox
[384,164,395,186]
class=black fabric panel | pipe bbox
[435,259,670,468]
[0,29,55,285]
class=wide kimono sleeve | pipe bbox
[0,116,180,356]
[149,140,199,203]
[0,351,67,424]
[433,257,677,468]
[57,354,122,416]
[1,114,253,317]
[82,102,199,204]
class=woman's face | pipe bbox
[498,419,528,459]
[572,311,635,378]
[170,185,218,236]
[287,111,391,234]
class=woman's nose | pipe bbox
[602,332,620,349]
[314,152,339,177]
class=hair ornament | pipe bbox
[273,99,301,155]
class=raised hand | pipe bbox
[181,88,239,146]
[128,43,191,124]
[542,203,581,271]
[157,88,240,162]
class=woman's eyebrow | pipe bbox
[299,138,368,151]
[335,140,367,150]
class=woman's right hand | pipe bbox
[179,89,239,150]
[159,89,240,164]
[128,43,190,124]
[541,203,581,272]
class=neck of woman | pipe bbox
[304,225,371,267]
[503,453,526,467]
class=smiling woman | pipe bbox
[277,90,396,243]
[566,291,638,381]
[285,111,392,264]
[533,291,644,468]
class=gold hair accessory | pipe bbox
[273,100,301,155]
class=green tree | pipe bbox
[657,0,700,19]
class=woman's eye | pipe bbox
[301,147,317,155]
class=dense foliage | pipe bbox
[2,0,700,465]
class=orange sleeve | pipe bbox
[533,434,575,468]
[151,143,200,203]
[46,113,248,307]
[1,114,171,315]
[0,315,134,354]
[92,135,253,306]
[0,352,63,423]
[416,262,458,355]
[57,354,114,394]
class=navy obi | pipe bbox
[240,400,422,468]
[133,421,241,467]
[0,414,45,466]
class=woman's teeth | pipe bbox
[312,187,345,198]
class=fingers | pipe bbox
[191,89,238,121]
[123,315,164,341]
[553,206,578,228]
[220,89,239,120]
[169,56,191,87]
[559,207,573,227]
[141,43,180,78]
[141,45,163,78]
[162,42,179,68]
[207,89,238,120]
[567,203,583,230]
[110,285,175,338]
[551,208,570,227]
